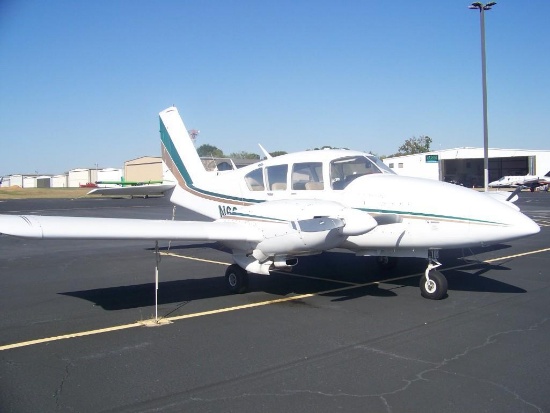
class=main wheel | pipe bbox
[225,264,249,294]
[419,270,447,300]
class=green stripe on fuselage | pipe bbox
[359,207,505,226]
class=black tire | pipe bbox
[225,264,249,294]
[419,270,448,300]
[376,256,398,271]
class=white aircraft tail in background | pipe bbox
[0,106,541,300]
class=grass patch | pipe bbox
[0,187,94,199]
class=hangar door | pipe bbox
[489,156,532,180]
[441,159,483,188]
[441,156,533,188]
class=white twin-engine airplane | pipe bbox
[489,172,550,191]
[0,107,541,300]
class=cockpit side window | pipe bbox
[330,156,388,190]
[244,168,265,191]
[266,164,288,191]
[292,162,324,190]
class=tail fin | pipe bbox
[160,107,206,188]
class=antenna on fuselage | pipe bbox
[258,144,272,159]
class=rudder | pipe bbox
[159,106,206,189]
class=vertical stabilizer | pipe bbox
[160,107,206,188]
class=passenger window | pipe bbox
[244,168,265,191]
[292,162,324,190]
[266,165,288,191]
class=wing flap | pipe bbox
[0,215,261,242]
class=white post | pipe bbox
[155,241,160,322]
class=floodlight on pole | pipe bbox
[469,2,496,192]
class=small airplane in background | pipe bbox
[489,172,550,191]
[0,107,540,300]
[96,180,164,187]
[92,179,171,197]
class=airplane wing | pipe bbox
[0,214,261,242]
[0,199,379,276]
[88,183,176,197]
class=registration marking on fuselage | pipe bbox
[2,247,549,351]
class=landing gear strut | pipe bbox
[419,251,448,300]
[225,264,249,294]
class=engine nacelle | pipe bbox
[228,199,379,275]
[254,217,345,259]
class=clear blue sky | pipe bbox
[1,0,548,175]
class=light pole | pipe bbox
[469,1,496,191]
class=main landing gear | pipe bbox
[225,264,249,294]
[225,253,448,300]
[419,251,448,300]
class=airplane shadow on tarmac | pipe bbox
[59,243,526,310]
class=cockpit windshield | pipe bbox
[367,155,395,174]
[330,155,394,189]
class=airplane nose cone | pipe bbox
[493,206,540,243]
[518,212,540,237]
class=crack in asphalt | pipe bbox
[353,317,548,413]
[53,358,73,411]
[180,318,547,413]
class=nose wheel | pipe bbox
[419,254,448,300]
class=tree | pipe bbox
[269,151,287,157]
[197,144,224,158]
[229,151,260,160]
[396,136,432,156]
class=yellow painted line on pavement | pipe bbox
[160,251,229,266]
[2,246,549,352]
[273,271,361,286]
[483,247,550,263]
[0,323,142,351]
[162,251,360,286]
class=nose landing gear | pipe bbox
[419,251,448,300]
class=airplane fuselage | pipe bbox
[163,146,539,260]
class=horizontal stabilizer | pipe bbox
[0,214,261,242]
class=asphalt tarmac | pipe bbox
[0,194,549,413]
